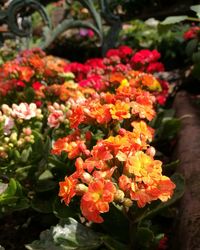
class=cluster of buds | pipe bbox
[0,103,42,159]
[47,102,71,129]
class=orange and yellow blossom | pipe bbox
[80,179,116,223]
[51,137,90,159]
[109,100,131,120]
[124,151,162,184]
[130,176,175,207]
[131,101,156,121]
[87,102,112,124]
[140,74,161,91]
[131,120,154,143]
[59,176,78,205]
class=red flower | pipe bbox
[106,49,120,58]
[131,49,161,66]
[118,45,133,59]
[32,81,43,91]
[183,26,200,40]
[146,62,165,73]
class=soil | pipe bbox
[172,91,200,250]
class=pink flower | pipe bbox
[3,117,14,135]
[47,110,64,128]
[12,103,37,120]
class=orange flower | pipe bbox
[130,182,155,207]
[125,151,162,184]
[28,55,45,70]
[140,74,161,91]
[131,101,156,121]
[88,102,112,124]
[19,66,34,82]
[80,179,116,223]
[69,106,85,128]
[148,176,176,202]
[51,137,90,159]
[109,100,131,120]
[131,120,154,143]
[92,166,116,179]
[59,176,78,205]
[118,175,132,191]
[109,72,125,84]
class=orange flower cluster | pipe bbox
[0,48,67,102]
[55,65,176,223]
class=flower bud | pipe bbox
[114,189,125,203]
[146,146,156,157]
[81,172,93,184]
[53,102,60,110]
[8,143,14,148]
[17,138,25,147]
[1,104,11,115]
[48,105,55,112]
[75,183,88,195]
[10,132,17,142]
[4,137,9,143]
[23,127,32,136]
[123,198,133,208]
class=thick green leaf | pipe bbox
[135,227,154,247]
[192,51,200,63]
[0,178,29,212]
[101,204,129,243]
[134,173,185,223]
[1,178,17,197]
[0,182,8,195]
[192,63,200,79]
[160,16,188,25]
[21,147,32,163]
[31,195,54,213]
[186,38,198,56]
[190,5,200,18]
[101,235,128,250]
[25,218,102,250]
[156,118,181,141]
[53,198,76,219]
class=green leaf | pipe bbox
[53,198,76,219]
[190,5,200,18]
[192,51,200,63]
[0,182,8,195]
[192,63,200,79]
[155,118,181,141]
[101,235,128,250]
[31,195,54,213]
[101,204,129,243]
[186,38,198,56]
[160,16,188,25]
[25,218,102,250]
[134,173,185,223]
[135,227,154,247]
[0,178,29,212]
[21,147,32,163]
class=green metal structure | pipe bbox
[0,0,121,53]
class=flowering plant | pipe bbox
[0,46,184,250]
